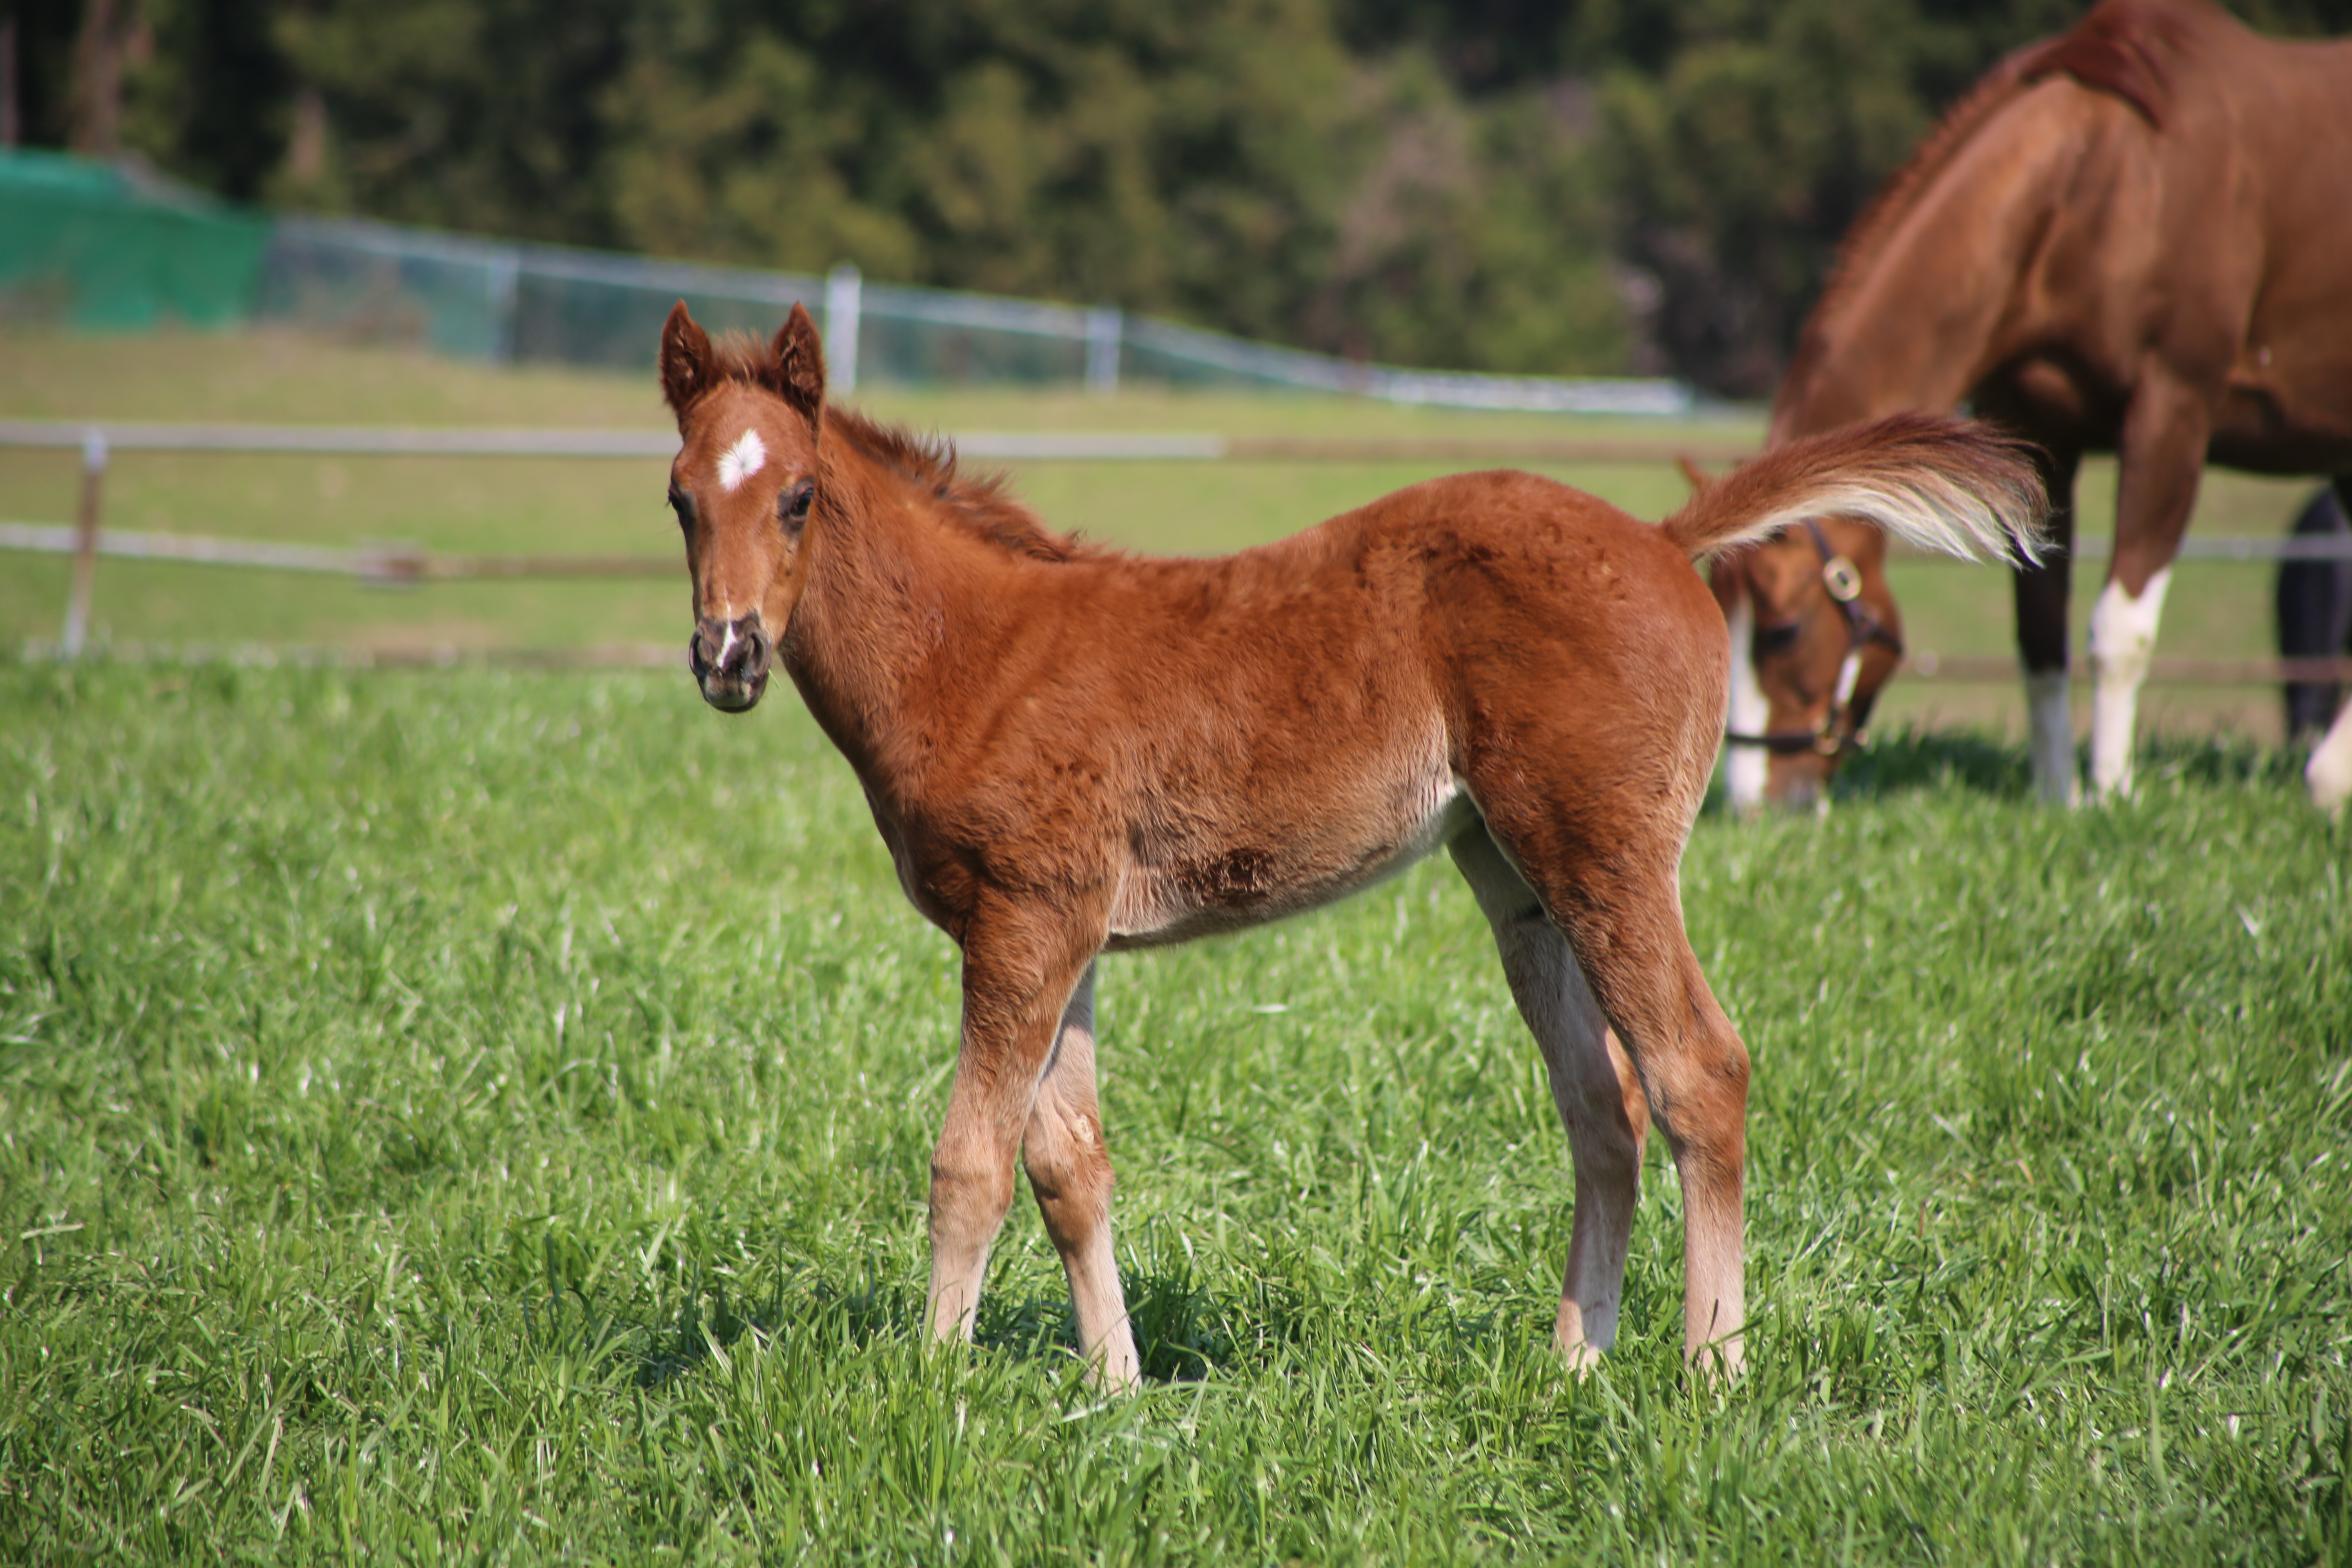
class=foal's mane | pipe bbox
[824,408,1098,564]
[1799,0,2193,354]
[702,332,1096,564]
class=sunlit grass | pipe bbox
[1,660,2345,1562]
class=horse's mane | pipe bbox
[1799,0,2196,357]
[2022,0,2198,130]
[823,407,1098,564]
[702,332,1096,564]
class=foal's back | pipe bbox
[947,467,1728,949]
[1036,466,1721,747]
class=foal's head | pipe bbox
[659,301,827,713]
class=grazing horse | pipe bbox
[1716,0,2352,811]
[659,300,2044,1387]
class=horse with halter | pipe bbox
[1716,0,2352,812]
[658,300,2044,1386]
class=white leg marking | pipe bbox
[2308,699,2352,815]
[2024,669,2079,806]
[717,429,767,492]
[1773,771,1825,817]
[1724,592,1768,815]
[2087,568,2172,799]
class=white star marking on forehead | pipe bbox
[717,430,767,493]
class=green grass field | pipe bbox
[0,328,2321,744]
[2,659,2346,1563]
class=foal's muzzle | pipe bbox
[690,613,772,713]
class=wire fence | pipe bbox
[3,150,1692,409]
[255,217,1694,412]
[4,419,2347,683]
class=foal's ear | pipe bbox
[767,303,826,428]
[659,302,714,428]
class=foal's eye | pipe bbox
[666,484,693,530]
[780,480,816,530]
[1755,620,1802,657]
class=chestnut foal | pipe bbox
[660,302,2045,1388]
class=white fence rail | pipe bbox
[6,420,2347,677]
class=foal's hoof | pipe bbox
[1687,1340,1746,1384]
[1557,1339,1607,1378]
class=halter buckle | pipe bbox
[1822,556,1863,603]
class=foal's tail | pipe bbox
[1662,412,2048,566]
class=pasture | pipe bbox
[2,659,2347,1562]
[2,329,2347,1561]
[0,329,2321,744]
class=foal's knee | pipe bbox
[931,1145,1018,1234]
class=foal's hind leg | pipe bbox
[1452,827,1649,1367]
[1020,963,1142,1388]
[1468,804,1749,1373]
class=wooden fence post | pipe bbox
[61,428,106,657]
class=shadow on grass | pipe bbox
[976,1262,1309,1384]
[525,1259,1299,1390]
[1699,728,2028,816]
[1831,728,2031,802]
[1702,726,2312,813]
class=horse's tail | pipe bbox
[1663,412,2049,566]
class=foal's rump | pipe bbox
[1414,412,2047,819]
[1097,414,2044,948]
[1081,471,1719,949]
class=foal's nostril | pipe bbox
[693,615,770,688]
[737,622,773,679]
[689,620,726,679]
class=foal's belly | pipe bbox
[1102,759,1478,952]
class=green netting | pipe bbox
[0,149,270,331]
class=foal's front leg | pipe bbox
[924,912,1118,1370]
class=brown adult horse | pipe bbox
[659,301,2044,1386]
[1717,0,2352,811]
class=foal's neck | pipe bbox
[782,425,1033,791]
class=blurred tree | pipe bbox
[594,0,1360,329]
[1297,57,1628,372]
[269,0,633,240]
[14,0,2345,384]
[65,0,135,154]
[1597,0,1972,394]
[2,1,88,148]
[116,0,289,198]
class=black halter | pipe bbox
[1723,518,1907,757]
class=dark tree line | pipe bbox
[5,0,2348,392]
